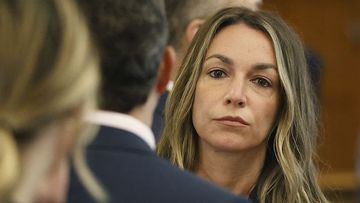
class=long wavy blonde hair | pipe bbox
[157,7,328,203]
[0,0,104,201]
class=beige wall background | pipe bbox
[263,0,360,190]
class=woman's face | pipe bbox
[192,23,280,153]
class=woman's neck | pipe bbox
[195,141,266,197]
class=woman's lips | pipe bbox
[214,116,249,127]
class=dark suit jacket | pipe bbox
[151,91,169,142]
[67,126,249,203]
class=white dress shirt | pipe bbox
[166,80,174,91]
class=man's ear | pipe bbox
[156,46,175,93]
[185,19,205,43]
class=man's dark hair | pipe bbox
[165,0,206,50]
[77,0,168,113]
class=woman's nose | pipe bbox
[224,81,247,107]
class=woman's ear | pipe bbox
[156,46,175,93]
[185,19,205,43]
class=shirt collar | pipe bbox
[166,80,174,91]
[86,110,156,151]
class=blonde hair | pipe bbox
[157,7,328,203]
[0,0,102,201]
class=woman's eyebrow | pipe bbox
[253,63,277,71]
[205,54,277,71]
[205,54,234,65]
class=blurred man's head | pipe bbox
[165,0,262,79]
[77,0,173,116]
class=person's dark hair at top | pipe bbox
[164,0,261,51]
[165,0,215,50]
[77,0,168,113]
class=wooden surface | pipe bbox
[262,0,360,189]
[319,171,357,191]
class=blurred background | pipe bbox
[263,0,360,202]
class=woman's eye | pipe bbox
[209,69,226,78]
[253,77,272,87]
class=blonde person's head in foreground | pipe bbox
[0,0,100,202]
[157,7,328,203]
